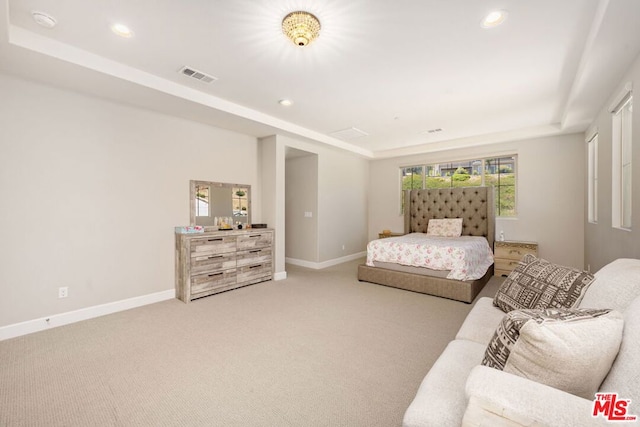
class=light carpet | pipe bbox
[0,259,501,427]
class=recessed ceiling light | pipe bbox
[278,99,293,107]
[481,10,508,28]
[111,23,134,38]
[32,11,56,29]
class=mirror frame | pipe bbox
[190,180,251,227]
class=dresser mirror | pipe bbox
[190,180,251,227]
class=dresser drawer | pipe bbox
[190,236,236,256]
[237,247,273,267]
[237,263,272,284]
[191,252,236,275]
[237,232,272,250]
[494,242,538,261]
[190,269,237,296]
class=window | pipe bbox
[400,166,424,209]
[400,155,517,216]
[612,92,632,230]
[195,184,209,217]
[232,187,249,217]
[587,133,598,223]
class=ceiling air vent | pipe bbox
[329,127,369,141]
[179,66,218,84]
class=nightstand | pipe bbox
[378,232,404,239]
[494,240,538,277]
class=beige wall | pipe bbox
[369,133,586,269]
[0,73,260,327]
[285,152,318,262]
[260,134,369,273]
[585,54,640,271]
[258,135,286,277]
[275,135,369,264]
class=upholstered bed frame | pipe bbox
[357,187,495,303]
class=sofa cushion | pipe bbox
[464,366,606,427]
[481,308,623,399]
[455,297,506,346]
[403,339,487,427]
[493,254,595,313]
[599,295,640,406]
[579,258,640,312]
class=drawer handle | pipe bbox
[208,238,223,242]
[208,272,223,277]
[250,234,261,238]
[249,250,261,254]
[509,249,522,255]
[208,255,223,259]
[249,264,262,269]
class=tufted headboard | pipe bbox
[404,187,495,248]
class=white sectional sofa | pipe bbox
[403,258,640,427]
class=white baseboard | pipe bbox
[273,271,288,281]
[286,251,366,270]
[0,289,175,341]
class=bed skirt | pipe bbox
[357,263,494,303]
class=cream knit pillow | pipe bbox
[482,308,623,399]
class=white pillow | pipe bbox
[426,218,463,237]
[482,308,623,399]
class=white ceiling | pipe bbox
[2,0,640,158]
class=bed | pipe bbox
[357,187,495,303]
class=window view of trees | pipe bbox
[232,188,249,217]
[195,185,209,217]
[401,156,516,216]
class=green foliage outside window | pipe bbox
[400,157,516,216]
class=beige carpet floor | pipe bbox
[0,259,501,427]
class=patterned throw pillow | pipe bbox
[426,218,463,237]
[493,254,595,313]
[482,308,623,399]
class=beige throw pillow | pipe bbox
[482,308,623,399]
[426,218,463,237]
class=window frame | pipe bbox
[400,155,517,217]
[587,132,599,224]
[611,89,633,231]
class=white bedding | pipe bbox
[365,233,494,281]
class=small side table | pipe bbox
[378,232,404,239]
[494,240,538,277]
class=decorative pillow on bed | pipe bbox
[482,307,623,399]
[426,218,463,237]
[493,254,595,313]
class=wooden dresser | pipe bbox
[175,229,273,302]
[494,240,538,277]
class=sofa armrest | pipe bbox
[463,366,610,427]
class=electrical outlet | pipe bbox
[58,287,68,299]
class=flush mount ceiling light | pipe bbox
[481,10,508,28]
[278,99,293,107]
[111,23,134,38]
[282,11,321,46]
[32,11,56,29]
